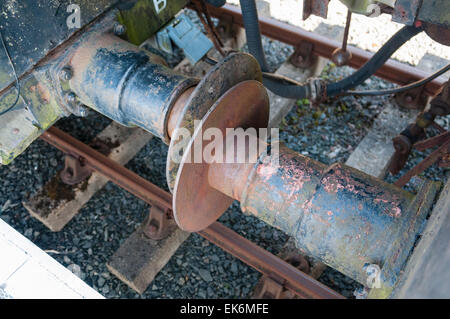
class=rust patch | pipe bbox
[44,174,75,202]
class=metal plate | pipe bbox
[173,80,269,232]
[0,0,114,92]
[166,52,262,191]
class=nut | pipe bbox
[59,66,73,81]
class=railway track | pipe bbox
[2,2,448,299]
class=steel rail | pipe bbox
[199,222,344,299]
[204,3,446,96]
[40,126,344,299]
[40,127,172,210]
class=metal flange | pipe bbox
[172,80,269,232]
[166,52,262,191]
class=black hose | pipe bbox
[239,0,269,72]
[262,75,308,99]
[238,0,423,99]
[326,25,423,97]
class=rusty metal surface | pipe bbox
[395,132,450,187]
[240,145,327,236]
[238,145,424,287]
[424,22,450,46]
[389,134,414,175]
[302,0,329,20]
[60,155,93,185]
[199,222,344,299]
[185,127,436,297]
[166,52,262,191]
[142,205,174,240]
[389,81,449,175]
[394,85,428,110]
[255,254,310,299]
[173,80,270,232]
[40,126,172,210]
[331,10,352,67]
[205,3,446,96]
[40,126,341,299]
[172,108,436,298]
[392,0,422,26]
[289,41,317,69]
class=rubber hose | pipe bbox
[326,25,423,97]
[239,0,269,72]
[262,76,308,99]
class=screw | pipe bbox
[114,23,126,36]
[59,66,73,81]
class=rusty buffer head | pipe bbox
[173,80,270,232]
[166,52,263,192]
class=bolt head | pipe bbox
[59,66,73,81]
[65,92,77,104]
[405,95,414,103]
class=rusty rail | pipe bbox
[40,126,344,299]
[205,3,446,96]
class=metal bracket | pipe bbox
[394,83,428,110]
[392,0,422,26]
[142,205,173,240]
[289,41,317,69]
[60,155,92,185]
[394,131,450,187]
[302,0,329,20]
[254,254,310,299]
[256,276,284,299]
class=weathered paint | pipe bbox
[0,0,189,164]
[0,70,64,164]
[117,0,189,45]
[392,0,422,25]
[417,0,450,27]
[238,143,437,296]
[0,0,187,92]
[0,0,116,92]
